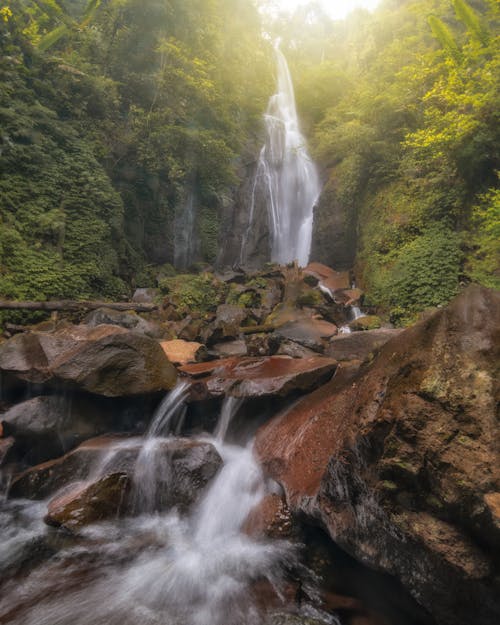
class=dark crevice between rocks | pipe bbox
[298,520,436,625]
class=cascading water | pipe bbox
[0,390,304,625]
[242,41,321,267]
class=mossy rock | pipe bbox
[296,288,324,308]
[159,273,227,315]
[349,315,382,331]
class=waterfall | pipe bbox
[242,41,321,267]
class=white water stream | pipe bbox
[242,41,321,267]
[0,386,305,625]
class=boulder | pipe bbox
[180,355,337,400]
[11,435,222,527]
[274,318,338,352]
[8,435,112,499]
[132,288,159,304]
[211,339,248,358]
[256,286,500,625]
[83,307,162,338]
[44,473,131,530]
[200,304,248,345]
[304,262,350,296]
[160,339,207,365]
[246,333,281,357]
[243,494,294,539]
[348,315,382,331]
[0,395,115,463]
[326,329,402,363]
[0,324,177,397]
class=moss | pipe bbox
[297,289,324,307]
[159,273,227,314]
[380,480,399,491]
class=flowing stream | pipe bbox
[0,387,308,625]
[242,41,321,267]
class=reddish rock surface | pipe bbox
[180,355,337,399]
[255,286,500,625]
[160,339,206,365]
[274,318,338,352]
[45,473,131,530]
[243,494,294,539]
[304,262,350,294]
[0,324,177,396]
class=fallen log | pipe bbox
[0,300,158,313]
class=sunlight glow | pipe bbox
[264,0,381,20]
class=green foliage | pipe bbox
[366,227,462,324]
[465,184,500,289]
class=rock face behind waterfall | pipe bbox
[256,285,500,625]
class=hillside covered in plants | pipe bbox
[0,0,498,325]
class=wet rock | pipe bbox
[160,339,207,365]
[0,324,177,397]
[11,435,222,518]
[304,262,350,295]
[246,333,281,357]
[0,436,15,466]
[243,494,294,538]
[334,288,364,307]
[8,436,112,499]
[44,473,131,530]
[0,395,115,463]
[274,318,338,352]
[180,355,337,400]
[211,339,248,358]
[201,304,248,345]
[255,285,500,625]
[83,307,162,338]
[348,315,382,331]
[326,329,402,363]
[276,340,318,359]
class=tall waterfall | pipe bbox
[242,41,321,267]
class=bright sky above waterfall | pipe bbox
[266,0,380,19]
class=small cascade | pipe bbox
[147,380,190,438]
[242,41,321,267]
[0,390,299,625]
[214,395,243,442]
[174,190,197,270]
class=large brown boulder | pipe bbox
[180,355,337,399]
[256,286,500,625]
[0,324,177,397]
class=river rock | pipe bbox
[274,318,338,352]
[256,286,500,625]
[348,315,382,331]
[11,435,222,518]
[180,355,337,399]
[243,494,294,539]
[160,339,207,365]
[83,307,162,338]
[211,339,248,358]
[304,262,350,296]
[0,395,115,463]
[44,473,131,530]
[326,328,402,363]
[0,324,177,397]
